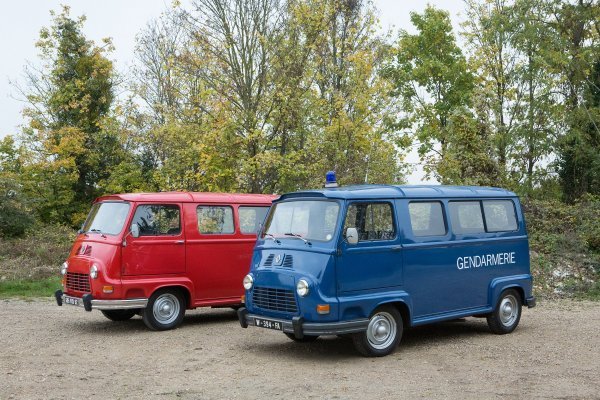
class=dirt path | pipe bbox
[0,299,598,399]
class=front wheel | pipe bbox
[352,306,403,357]
[142,289,186,331]
[101,309,137,321]
[487,289,522,334]
[284,333,319,342]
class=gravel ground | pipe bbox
[0,299,598,400]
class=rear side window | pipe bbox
[132,205,181,236]
[239,206,269,234]
[483,200,517,232]
[197,206,234,234]
[408,202,446,237]
[449,201,485,235]
[344,203,395,241]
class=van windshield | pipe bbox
[263,200,339,242]
[81,202,131,236]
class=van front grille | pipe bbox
[252,287,297,313]
[282,255,293,268]
[66,272,91,293]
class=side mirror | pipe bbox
[346,227,358,245]
[131,223,140,238]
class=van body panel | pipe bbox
[58,192,276,315]
[240,184,535,343]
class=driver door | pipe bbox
[336,201,403,293]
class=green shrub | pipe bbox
[0,224,75,281]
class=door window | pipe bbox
[197,206,234,234]
[239,206,269,234]
[343,203,395,241]
[131,205,181,236]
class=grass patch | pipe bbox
[0,276,62,298]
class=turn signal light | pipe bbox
[317,304,330,314]
[102,285,114,294]
[241,295,246,303]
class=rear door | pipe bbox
[122,203,186,275]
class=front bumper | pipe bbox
[55,290,147,312]
[237,307,368,339]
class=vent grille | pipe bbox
[77,245,92,256]
[263,254,275,267]
[252,287,297,313]
[66,272,91,293]
[282,255,293,268]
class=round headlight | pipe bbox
[60,262,68,276]
[243,274,254,290]
[296,279,309,297]
[89,264,98,279]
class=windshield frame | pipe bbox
[81,201,132,237]
[261,198,342,244]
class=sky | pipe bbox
[0,0,466,183]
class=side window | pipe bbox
[197,206,234,234]
[449,201,485,235]
[239,206,269,235]
[131,205,181,236]
[343,203,395,241]
[483,200,517,232]
[408,202,446,237]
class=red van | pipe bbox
[55,192,276,330]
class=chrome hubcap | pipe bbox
[366,312,397,350]
[153,293,180,325]
[499,294,518,327]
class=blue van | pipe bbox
[238,183,536,356]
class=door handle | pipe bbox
[175,240,185,245]
[391,246,402,252]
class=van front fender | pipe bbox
[338,290,412,324]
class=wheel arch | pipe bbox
[375,299,412,329]
[489,275,530,307]
[152,284,193,309]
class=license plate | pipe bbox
[64,296,80,306]
[254,317,283,331]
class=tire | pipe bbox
[284,333,319,342]
[101,309,137,321]
[487,289,522,334]
[352,305,403,357]
[142,289,186,331]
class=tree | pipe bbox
[509,0,557,192]
[463,0,522,178]
[0,136,34,237]
[548,0,600,201]
[384,5,474,182]
[16,6,122,225]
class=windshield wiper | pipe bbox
[89,229,106,238]
[284,233,312,245]
[264,233,281,244]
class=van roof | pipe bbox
[278,185,517,201]
[95,192,278,204]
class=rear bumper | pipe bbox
[526,296,536,308]
[55,290,147,312]
[237,307,368,339]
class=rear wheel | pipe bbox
[352,306,403,357]
[284,333,319,342]
[101,309,137,321]
[487,289,522,334]
[142,289,186,331]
